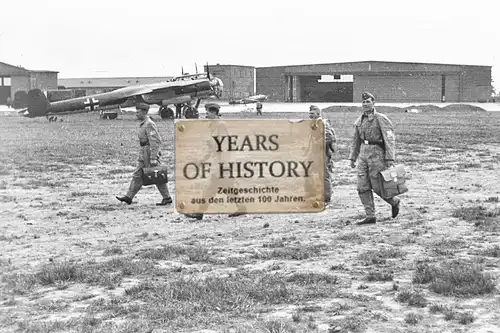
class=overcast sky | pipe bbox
[1,0,498,89]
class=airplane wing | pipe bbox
[23,76,223,118]
[106,78,211,98]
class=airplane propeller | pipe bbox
[206,62,211,80]
[204,62,222,99]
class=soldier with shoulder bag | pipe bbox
[349,92,407,225]
[116,103,173,206]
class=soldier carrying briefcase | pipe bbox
[349,92,403,225]
[116,103,173,206]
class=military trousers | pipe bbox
[324,158,332,203]
[126,160,171,200]
[356,146,398,217]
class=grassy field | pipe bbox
[1,109,500,333]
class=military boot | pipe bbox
[156,184,172,206]
[228,212,246,217]
[391,197,401,218]
[116,196,132,205]
[156,197,173,206]
[379,194,401,218]
[184,213,203,220]
[356,216,377,225]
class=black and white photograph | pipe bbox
[1,0,499,332]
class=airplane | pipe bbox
[228,94,268,105]
[18,65,224,120]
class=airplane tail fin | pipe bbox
[26,89,51,118]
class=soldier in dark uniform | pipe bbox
[309,105,336,204]
[175,104,182,119]
[349,92,400,225]
[256,101,263,115]
[184,102,200,119]
[116,103,173,206]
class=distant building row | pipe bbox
[206,61,492,103]
[1,60,493,106]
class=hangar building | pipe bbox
[255,61,492,103]
[205,64,255,100]
[0,61,58,106]
[33,60,492,105]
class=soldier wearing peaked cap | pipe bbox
[116,102,173,206]
[204,103,221,117]
[136,102,149,111]
[349,92,401,225]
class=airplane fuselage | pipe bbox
[22,76,223,118]
[47,92,134,115]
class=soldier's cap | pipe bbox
[362,92,375,101]
[309,105,320,111]
[136,102,150,111]
[205,103,220,112]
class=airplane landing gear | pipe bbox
[100,112,118,120]
[184,106,199,119]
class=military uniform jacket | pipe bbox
[320,118,336,158]
[304,117,336,158]
[137,116,162,165]
[348,109,395,161]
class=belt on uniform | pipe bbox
[139,141,150,147]
[362,140,384,147]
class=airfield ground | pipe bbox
[0,107,500,333]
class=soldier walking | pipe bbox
[349,92,400,225]
[308,105,336,205]
[116,103,173,206]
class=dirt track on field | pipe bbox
[1,110,500,333]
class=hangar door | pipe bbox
[0,77,11,104]
[300,75,353,102]
[355,75,442,102]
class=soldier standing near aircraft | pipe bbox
[116,103,173,206]
[349,92,400,225]
[256,101,263,115]
[308,105,336,204]
[175,104,182,118]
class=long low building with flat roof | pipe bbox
[255,61,492,103]
[58,76,173,95]
[53,61,493,104]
